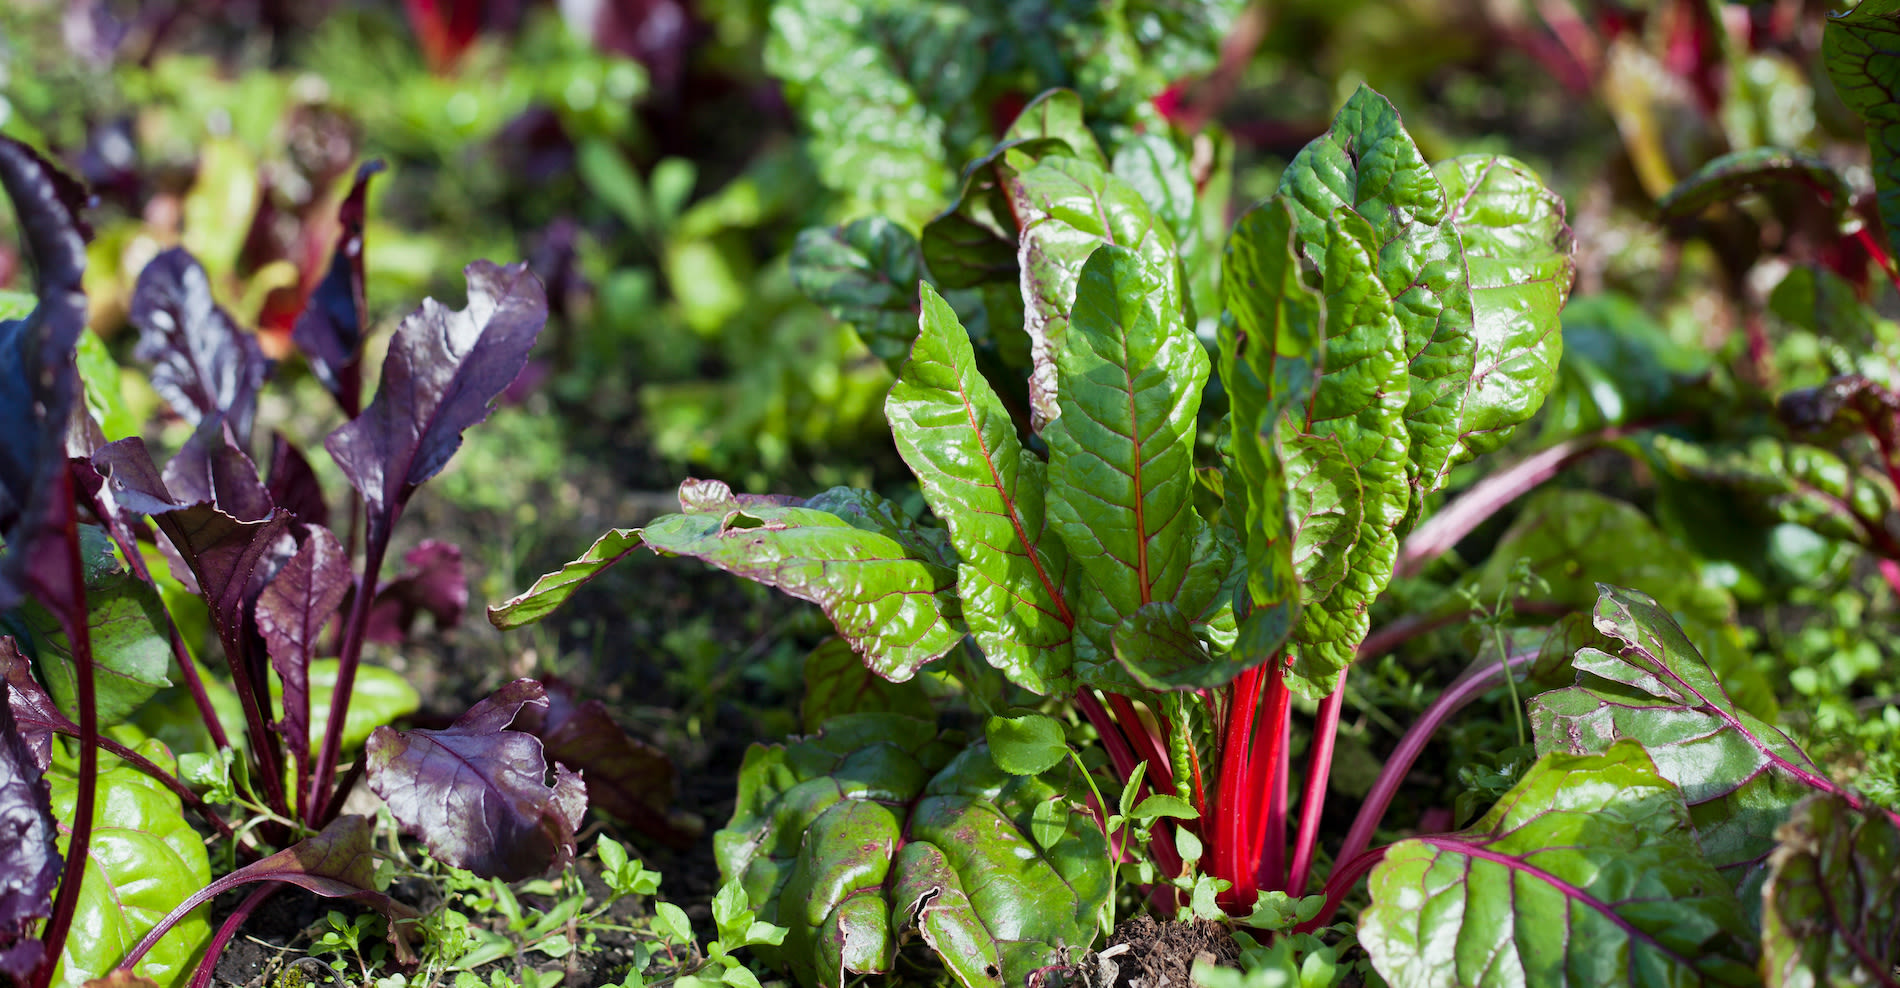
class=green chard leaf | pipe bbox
[716,714,1110,988]
[887,285,1077,695]
[17,526,172,724]
[789,217,925,371]
[1041,246,1215,688]
[1008,153,1179,428]
[800,637,935,733]
[1824,0,1900,263]
[1285,210,1410,698]
[1277,85,1476,522]
[1760,794,1900,987]
[1529,584,1827,920]
[1656,148,1855,223]
[1361,741,1758,987]
[1650,435,1898,553]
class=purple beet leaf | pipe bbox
[1,637,65,770]
[364,540,466,643]
[265,433,329,528]
[293,160,385,416]
[325,261,547,556]
[128,247,272,445]
[0,655,61,983]
[255,527,350,781]
[366,679,586,882]
[513,682,694,848]
[159,418,276,523]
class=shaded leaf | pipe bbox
[1760,794,1900,987]
[264,434,328,529]
[1823,0,1900,262]
[1649,435,1897,553]
[984,713,1068,776]
[1361,741,1757,987]
[1778,374,1900,451]
[1529,584,1827,918]
[292,160,384,415]
[1541,293,1711,443]
[364,540,466,643]
[514,682,697,849]
[14,526,172,724]
[1657,147,1854,222]
[1112,133,1195,242]
[128,248,271,444]
[790,218,924,370]
[799,636,934,733]
[887,285,1074,694]
[365,679,586,882]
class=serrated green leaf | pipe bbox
[1362,741,1757,987]
[20,526,171,724]
[985,713,1068,776]
[790,217,925,370]
[887,287,1076,695]
[1009,155,1179,427]
[1760,794,1900,987]
[1043,246,1208,683]
[1285,210,1410,698]
[1529,584,1825,922]
[46,740,212,988]
[1433,153,1571,464]
[1824,0,1900,263]
[1277,85,1476,521]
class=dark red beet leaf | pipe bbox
[128,247,273,445]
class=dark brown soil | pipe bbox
[1102,916,1241,988]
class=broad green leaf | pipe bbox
[1008,154,1178,427]
[488,527,643,630]
[1112,133,1196,242]
[1218,197,1323,658]
[1002,89,1106,169]
[1361,741,1757,987]
[1529,584,1825,920]
[18,526,171,724]
[46,740,212,988]
[1650,435,1896,552]
[1760,794,1900,987]
[643,485,965,682]
[1657,148,1854,223]
[800,637,934,733]
[790,218,925,371]
[1471,490,1777,721]
[1433,153,1572,464]
[765,0,986,230]
[1824,0,1900,263]
[1286,211,1410,698]
[1277,85,1476,521]
[717,715,1109,988]
[985,713,1068,776]
[1043,246,1208,682]
[886,287,1076,695]
[269,660,422,755]
[0,289,31,319]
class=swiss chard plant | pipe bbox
[0,137,679,988]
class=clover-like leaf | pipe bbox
[128,248,271,445]
[1529,584,1828,918]
[1824,0,1900,262]
[887,285,1075,694]
[1760,794,1900,987]
[365,679,586,882]
[717,714,1110,988]
[1361,741,1758,987]
[790,217,925,370]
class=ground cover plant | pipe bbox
[6,0,1900,987]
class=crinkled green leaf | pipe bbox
[644,484,965,682]
[1283,433,1363,608]
[1824,0,1900,263]
[1760,794,1900,988]
[1529,584,1825,920]
[1009,154,1178,427]
[790,217,925,371]
[1043,246,1209,684]
[1362,741,1758,987]
[1286,210,1410,698]
[717,714,1110,988]
[1433,153,1572,463]
[17,526,170,725]
[1277,85,1476,520]
[1650,434,1897,551]
[800,637,934,734]
[1217,197,1323,659]
[1657,148,1854,223]
[886,286,1076,695]
[45,740,211,988]
[765,0,986,230]
[1471,490,1777,721]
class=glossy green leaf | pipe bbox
[1361,741,1757,987]
[1112,133,1196,242]
[1541,294,1712,443]
[1286,211,1410,698]
[1008,154,1178,427]
[18,527,171,725]
[1433,153,1572,463]
[1824,0,1900,262]
[45,740,211,988]
[1656,148,1854,223]
[1043,246,1209,683]
[886,286,1076,695]
[789,218,925,370]
[1770,266,1882,345]
[1760,794,1900,987]
[1277,85,1475,520]
[1001,89,1106,169]
[644,484,965,682]
[800,637,934,733]
[1529,584,1825,919]
[717,714,1110,988]
[75,329,138,441]
[985,713,1068,776]
[1471,490,1777,721]
[1283,433,1363,609]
